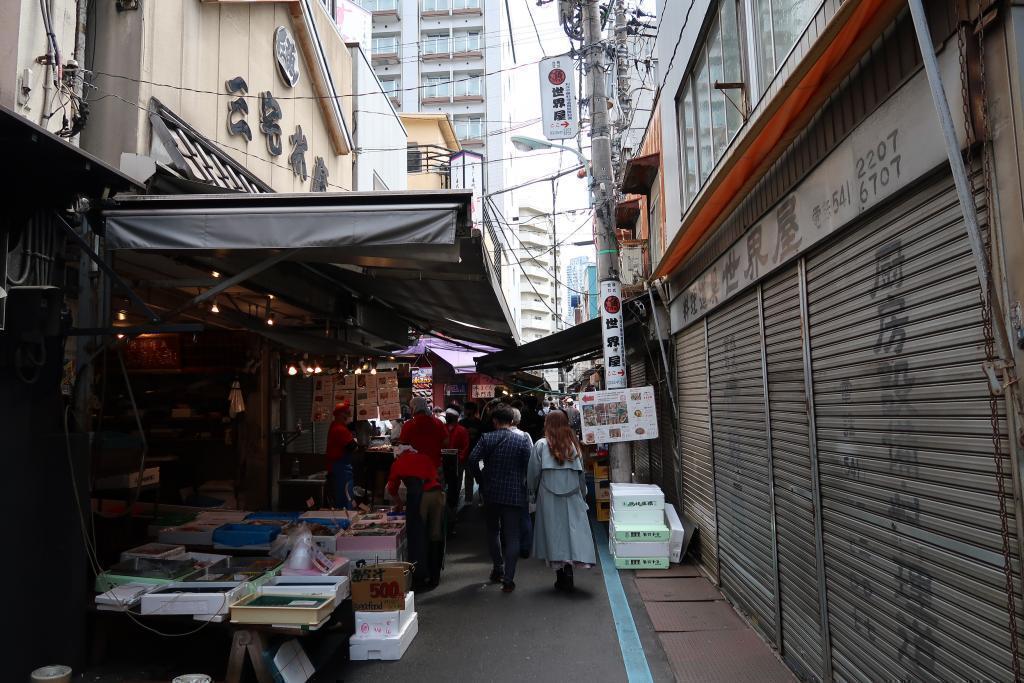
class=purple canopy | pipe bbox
[394,336,498,374]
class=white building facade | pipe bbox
[515,206,557,344]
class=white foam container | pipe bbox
[260,577,351,607]
[609,537,671,558]
[349,612,419,661]
[610,483,665,512]
[354,592,415,638]
[664,503,685,563]
[140,581,253,617]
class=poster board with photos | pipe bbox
[578,385,658,445]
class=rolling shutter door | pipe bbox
[676,324,717,582]
[630,357,651,484]
[707,291,777,644]
[763,266,826,681]
[285,376,325,454]
[805,173,1022,680]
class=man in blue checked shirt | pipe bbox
[470,404,533,593]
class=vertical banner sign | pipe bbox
[411,367,433,398]
[601,279,626,389]
[539,55,579,141]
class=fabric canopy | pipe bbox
[394,336,498,373]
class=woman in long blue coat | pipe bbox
[527,410,597,591]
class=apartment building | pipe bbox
[515,206,558,344]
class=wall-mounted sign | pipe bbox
[311,156,329,192]
[225,76,252,141]
[289,125,308,180]
[539,55,578,141]
[258,91,283,156]
[471,384,497,399]
[579,385,659,445]
[275,26,300,88]
[600,279,626,389]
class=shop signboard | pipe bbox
[411,367,432,398]
[600,279,626,389]
[334,0,372,47]
[311,374,336,422]
[471,384,497,399]
[445,383,467,396]
[539,55,578,140]
[350,562,411,611]
[578,385,658,445]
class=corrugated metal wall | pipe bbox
[629,357,651,483]
[707,292,778,643]
[676,323,718,582]
[806,173,1022,680]
[763,265,827,681]
[284,375,326,454]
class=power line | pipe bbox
[523,0,549,57]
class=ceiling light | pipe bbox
[268,294,275,300]
[313,363,323,374]
[210,299,220,314]
[211,271,220,278]
[117,310,127,321]
[287,364,298,376]
[266,313,275,326]
[116,334,125,340]
[370,367,377,375]
[354,367,362,375]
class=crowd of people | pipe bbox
[325,392,596,594]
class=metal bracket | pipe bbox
[983,360,1015,396]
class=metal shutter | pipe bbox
[806,173,1021,680]
[676,323,717,581]
[763,265,827,681]
[629,357,651,484]
[284,376,326,454]
[707,291,777,644]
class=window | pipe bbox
[423,75,451,99]
[372,36,399,54]
[752,0,816,95]
[455,116,484,140]
[380,78,399,96]
[361,0,398,9]
[423,0,449,11]
[453,0,480,8]
[422,33,450,56]
[407,143,423,173]
[648,174,662,259]
[454,74,482,97]
[453,32,481,53]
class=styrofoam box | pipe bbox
[349,612,419,661]
[610,503,664,526]
[259,577,350,608]
[609,517,670,542]
[159,522,222,546]
[664,503,685,563]
[610,537,670,558]
[610,483,665,511]
[300,510,355,520]
[355,592,415,638]
[141,581,253,617]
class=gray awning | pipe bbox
[103,190,469,265]
[100,189,518,348]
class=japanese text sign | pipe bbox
[600,279,626,389]
[539,55,579,141]
[578,385,659,445]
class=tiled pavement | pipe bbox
[631,562,796,682]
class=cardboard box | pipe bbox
[378,404,401,420]
[377,388,399,404]
[350,562,411,611]
[610,483,665,511]
[349,612,418,661]
[356,404,379,420]
[591,463,610,479]
[596,500,610,522]
[613,555,669,570]
[595,479,610,501]
[354,591,415,637]
[95,467,159,491]
[376,372,399,388]
[609,518,670,542]
[609,537,671,558]
[334,389,355,407]
[358,375,378,390]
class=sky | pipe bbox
[502,0,657,321]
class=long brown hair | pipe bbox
[544,410,582,463]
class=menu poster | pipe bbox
[311,375,337,423]
[579,385,659,445]
[471,384,496,399]
[411,367,432,398]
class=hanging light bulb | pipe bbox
[370,367,377,375]
[210,299,220,314]
[117,310,127,321]
[313,362,323,374]
[116,334,125,340]
[287,364,298,376]
[354,367,362,375]
[211,270,221,279]
[266,314,275,326]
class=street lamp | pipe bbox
[511,135,592,199]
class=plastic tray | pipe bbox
[212,523,281,547]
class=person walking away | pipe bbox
[387,445,445,590]
[563,398,582,438]
[325,401,357,509]
[444,408,470,522]
[510,407,535,557]
[470,404,533,593]
[460,402,484,505]
[400,397,450,471]
[528,410,596,591]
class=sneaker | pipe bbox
[501,581,515,593]
[489,568,503,583]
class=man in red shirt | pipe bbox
[399,397,449,470]
[325,401,356,509]
[444,408,470,519]
[387,446,445,589]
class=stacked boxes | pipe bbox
[608,484,669,569]
[350,564,418,661]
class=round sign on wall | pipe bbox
[547,68,567,86]
[275,26,300,88]
[604,295,621,314]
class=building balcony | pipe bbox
[453,6,482,16]
[407,144,452,189]
[452,49,484,61]
[421,95,452,105]
[389,95,401,107]
[459,136,484,148]
[371,49,400,65]
[454,93,484,103]
[421,51,451,62]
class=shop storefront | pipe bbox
[659,7,1024,680]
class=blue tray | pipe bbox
[299,518,351,531]
[244,511,302,522]
[212,523,281,547]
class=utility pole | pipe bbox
[582,0,630,484]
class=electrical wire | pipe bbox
[524,0,549,57]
